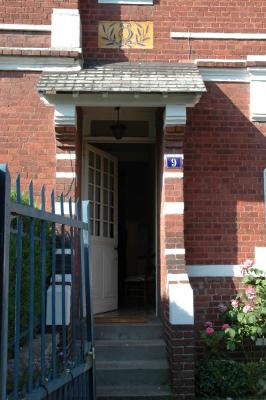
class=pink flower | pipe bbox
[241,259,254,275]
[205,321,213,328]
[246,287,256,300]
[231,299,240,308]
[218,303,227,313]
[222,323,230,330]
[206,327,214,335]
[243,304,254,313]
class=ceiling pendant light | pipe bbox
[110,107,126,140]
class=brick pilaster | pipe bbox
[161,125,195,400]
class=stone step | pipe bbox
[96,360,169,387]
[96,385,173,400]
[94,322,163,340]
[95,339,166,361]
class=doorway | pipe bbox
[83,142,157,314]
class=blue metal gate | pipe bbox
[0,164,95,400]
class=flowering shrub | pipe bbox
[201,259,266,354]
[197,260,266,398]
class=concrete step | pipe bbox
[96,385,174,400]
[94,322,163,340]
[96,360,169,387]
[95,339,166,361]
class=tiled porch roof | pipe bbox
[37,61,206,93]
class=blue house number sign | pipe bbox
[166,156,182,168]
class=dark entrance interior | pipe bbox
[95,143,156,310]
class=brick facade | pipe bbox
[80,0,266,60]
[1,1,266,399]
[0,71,56,195]
[185,82,266,265]
[0,1,78,24]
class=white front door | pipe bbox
[84,144,118,314]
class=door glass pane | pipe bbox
[110,161,114,174]
[95,204,100,219]
[89,168,94,184]
[90,220,94,235]
[103,222,108,237]
[109,207,114,222]
[103,190,108,205]
[110,192,114,206]
[110,224,114,238]
[89,185,94,201]
[103,173,108,188]
[96,187,101,202]
[96,171,101,186]
[89,151,94,167]
[103,206,108,221]
[90,205,94,218]
[110,176,114,190]
[104,158,108,173]
[95,221,100,236]
[96,154,101,169]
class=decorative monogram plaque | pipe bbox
[98,21,153,49]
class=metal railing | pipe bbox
[0,164,95,400]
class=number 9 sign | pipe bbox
[166,156,182,168]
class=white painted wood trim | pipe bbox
[0,56,82,72]
[187,264,242,277]
[51,8,81,50]
[163,172,184,179]
[169,282,194,325]
[165,248,185,255]
[0,46,81,52]
[200,68,249,82]
[56,154,76,160]
[163,202,184,215]
[99,0,153,3]
[164,154,184,159]
[171,32,266,40]
[0,23,51,32]
[196,58,246,63]
[56,172,76,179]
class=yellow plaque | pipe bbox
[98,21,153,49]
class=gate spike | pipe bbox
[16,174,21,203]
[60,192,64,216]
[51,190,55,214]
[29,180,34,208]
[41,185,45,211]
[69,196,73,218]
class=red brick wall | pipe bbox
[0,71,56,194]
[80,0,266,60]
[191,277,244,330]
[0,1,78,24]
[184,82,266,265]
[0,31,50,48]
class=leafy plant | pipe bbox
[197,259,266,398]
[196,359,266,398]
[8,191,51,343]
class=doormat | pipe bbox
[94,315,147,324]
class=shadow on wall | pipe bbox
[184,82,266,336]
[184,82,266,266]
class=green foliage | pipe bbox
[8,191,51,342]
[196,359,266,399]
[197,260,266,398]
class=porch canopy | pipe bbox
[37,61,205,129]
[37,61,205,94]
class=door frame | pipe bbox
[82,144,118,314]
[81,115,159,316]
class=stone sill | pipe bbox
[0,47,81,58]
